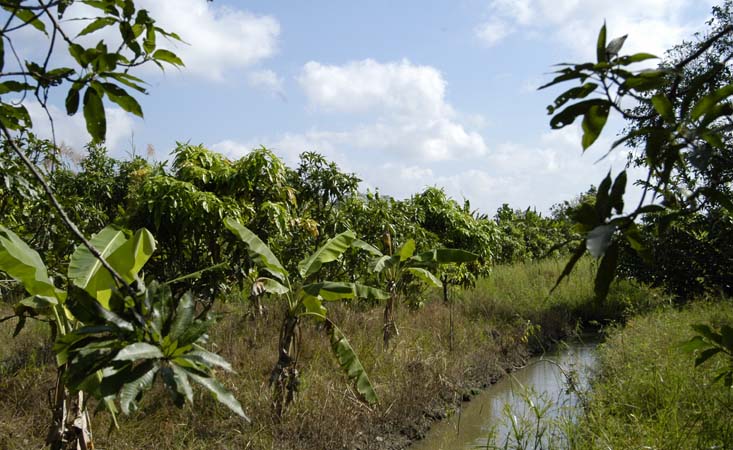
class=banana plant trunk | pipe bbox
[383,282,399,348]
[270,314,299,419]
[46,367,94,450]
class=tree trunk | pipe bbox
[269,314,299,419]
[46,367,94,450]
[383,283,399,349]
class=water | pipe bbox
[410,340,598,450]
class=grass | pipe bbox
[0,257,668,449]
[562,301,733,449]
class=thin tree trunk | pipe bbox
[383,284,399,348]
[270,314,299,419]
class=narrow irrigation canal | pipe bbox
[411,340,598,450]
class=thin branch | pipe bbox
[0,124,135,296]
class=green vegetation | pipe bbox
[566,303,733,449]
[1,0,732,449]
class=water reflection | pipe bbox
[410,341,597,450]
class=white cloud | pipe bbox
[26,102,138,155]
[247,69,286,98]
[475,19,513,46]
[475,0,712,57]
[296,59,488,161]
[138,0,280,81]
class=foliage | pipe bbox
[225,217,387,415]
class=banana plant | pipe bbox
[359,234,477,347]
[0,225,246,449]
[225,217,388,418]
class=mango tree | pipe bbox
[225,218,387,418]
[0,225,246,449]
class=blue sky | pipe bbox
[23,0,718,215]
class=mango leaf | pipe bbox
[184,347,233,372]
[114,342,164,361]
[550,99,609,129]
[298,230,356,279]
[330,324,378,404]
[77,17,117,37]
[120,362,158,414]
[83,86,106,142]
[224,217,287,281]
[594,240,619,301]
[651,94,675,124]
[0,226,64,302]
[152,49,184,67]
[551,241,586,293]
[186,371,249,421]
[170,363,194,404]
[169,292,195,342]
[581,104,610,150]
[586,224,616,258]
[405,267,442,288]
[691,83,733,121]
[596,23,607,63]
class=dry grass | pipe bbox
[0,258,662,450]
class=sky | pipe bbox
[18,0,720,215]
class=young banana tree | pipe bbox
[359,236,477,347]
[0,225,246,449]
[225,217,388,418]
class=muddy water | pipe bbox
[410,340,597,450]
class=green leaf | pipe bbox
[547,82,598,114]
[609,171,627,214]
[302,282,389,301]
[0,226,64,302]
[399,239,416,261]
[302,295,327,317]
[83,86,106,142]
[351,239,382,256]
[298,230,356,279]
[224,218,287,281]
[405,267,442,288]
[596,23,607,63]
[11,8,47,34]
[65,85,81,115]
[594,240,619,301]
[77,17,117,36]
[260,277,290,295]
[581,104,610,150]
[101,82,143,117]
[411,248,477,265]
[114,342,164,361]
[691,83,733,121]
[695,347,722,367]
[184,348,233,372]
[371,255,398,273]
[69,227,155,308]
[651,94,675,124]
[551,241,586,293]
[186,371,249,421]
[152,49,184,67]
[170,363,194,404]
[550,99,609,130]
[120,362,158,414]
[330,324,378,404]
[614,53,657,65]
[169,291,194,341]
[586,224,615,258]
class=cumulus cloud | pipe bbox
[247,69,286,98]
[136,0,280,80]
[296,59,488,161]
[475,0,712,57]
